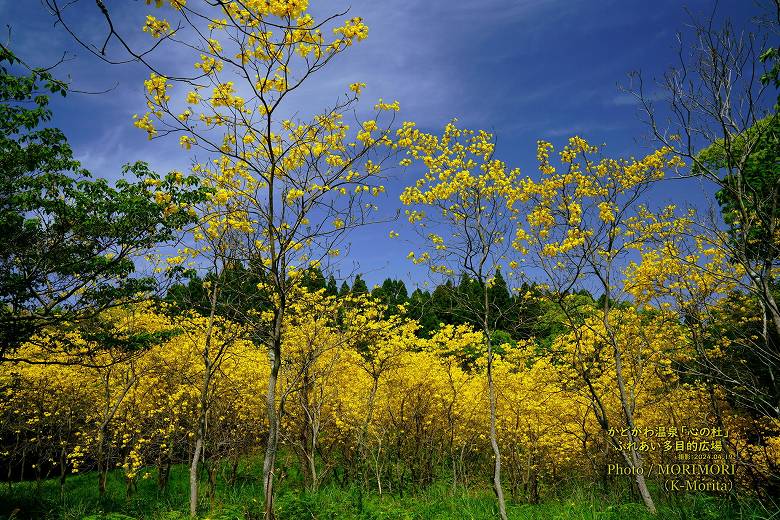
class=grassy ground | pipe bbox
[0,462,770,519]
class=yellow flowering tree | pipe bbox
[623,223,780,483]
[514,136,686,513]
[423,324,482,491]
[123,1,403,516]
[277,287,382,491]
[398,121,524,520]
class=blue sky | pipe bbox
[0,0,773,289]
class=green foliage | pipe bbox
[407,288,441,336]
[371,278,408,316]
[701,290,780,419]
[352,275,369,295]
[0,45,210,358]
[696,115,780,264]
[760,42,780,108]
[488,269,512,330]
[403,276,551,341]
[301,266,327,292]
[326,275,338,296]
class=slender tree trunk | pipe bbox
[190,282,218,518]
[263,334,282,520]
[487,346,508,520]
[528,466,539,505]
[97,379,110,498]
[373,439,382,495]
[59,448,67,493]
[308,413,320,491]
[158,458,171,491]
[613,344,656,513]
[759,269,780,344]
[190,389,209,518]
[603,284,656,514]
[189,437,203,518]
[484,279,508,520]
[362,377,379,490]
[158,440,173,491]
[98,465,107,497]
[95,368,136,498]
[459,444,467,489]
[299,368,322,491]
[758,275,780,414]
[19,448,24,483]
[447,375,458,494]
[229,457,240,486]
[97,427,108,497]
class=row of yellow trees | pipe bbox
[1,286,778,508]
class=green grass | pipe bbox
[0,463,771,519]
